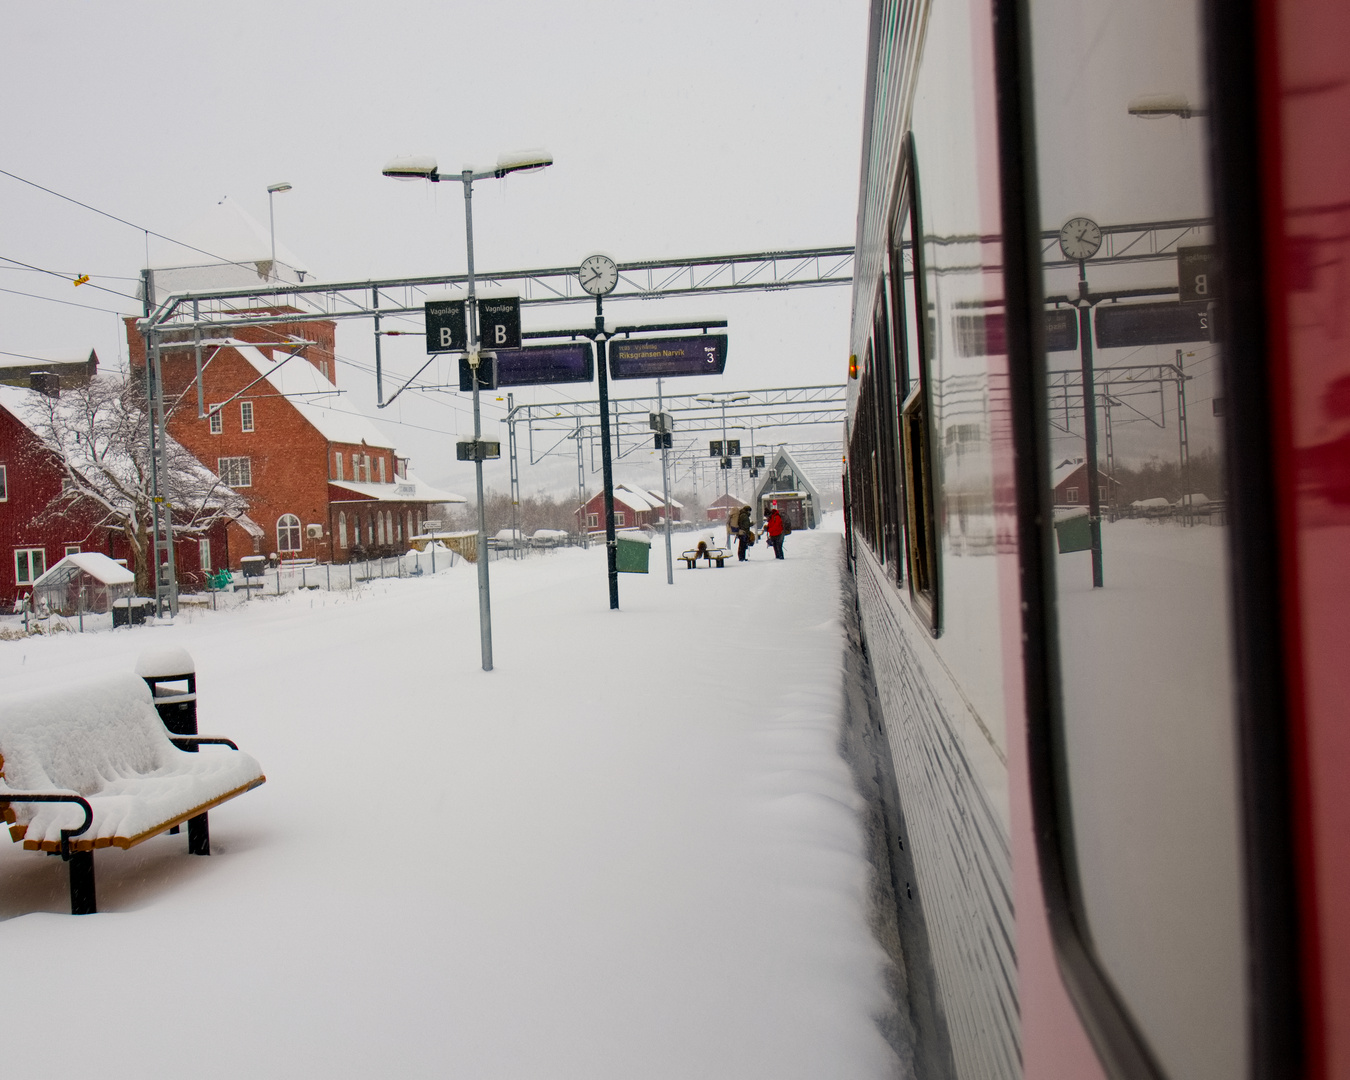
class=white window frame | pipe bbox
[209,405,223,435]
[378,457,386,483]
[198,538,211,572]
[588,513,599,528]
[277,513,302,553]
[334,452,344,481]
[14,547,45,586]
[615,511,626,527]
[240,400,254,432]
[64,544,81,556]
[351,453,360,482]
[338,511,348,548]
[1066,486,1079,503]
[0,463,7,501]
[218,456,252,488]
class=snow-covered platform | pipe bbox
[0,518,901,1079]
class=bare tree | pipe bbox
[19,375,248,592]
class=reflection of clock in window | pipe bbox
[1058,216,1102,261]
[578,254,618,296]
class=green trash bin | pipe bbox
[615,534,651,574]
[1054,509,1092,553]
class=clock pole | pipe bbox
[595,293,620,609]
[1076,257,1105,588]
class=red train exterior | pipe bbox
[844,2,1348,1079]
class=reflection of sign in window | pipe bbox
[218,457,252,488]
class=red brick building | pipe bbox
[705,493,749,522]
[126,312,461,566]
[0,379,233,612]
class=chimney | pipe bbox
[30,371,59,398]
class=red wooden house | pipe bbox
[1050,457,1122,506]
[705,493,749,522]
[575,484,680,532]
[0,378,234,613]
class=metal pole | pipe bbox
[268,190,277,279]
[463,170,493,670]
[1077,263,1104,587]
[508,391,521,560]
[595,294,619,609]
[657,377,674,584]
[1176,349,1192,526]
[721,400,729,501]
[373,286,384,406]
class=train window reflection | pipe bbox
[1029,2,1245,1078]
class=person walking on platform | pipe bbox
[735,505,754,561]
[765,505,786,559]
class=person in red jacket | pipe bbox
[764,505,786,559]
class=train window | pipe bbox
[892,136,939,632]
[1027,2,1244,1078]
[872,298,904,576]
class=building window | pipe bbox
[378,457,386,483]
[0,463,7,501]
[199,538,211,572]
[14,548,45,586]
[367,516,374,545]
[334,452,344,481]
[615,512,625,527]
[209,405,223,435]
[320,361,329,380]
[377,513,386,546]
[588,513,599,528]
[407,512,414,539]
[240,401,254,432]
[64,544,80,556]
[218,457,252,488]
[396,516,402,543]
[1066,486,1079,503]
[277,514,301,552]
[363,454,371,483]
[338,512,348,548]
[351,453,360,482]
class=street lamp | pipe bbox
[266,182,292,281]
[697,392,750,503]
[382,149,553,672]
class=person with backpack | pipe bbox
[734,504,754,561]
[765,505,786,559]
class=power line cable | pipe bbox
[0,285,127,314]
[0,254,140,302]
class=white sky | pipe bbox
[0,1,869,498]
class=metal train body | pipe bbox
[843,2,1349,1079]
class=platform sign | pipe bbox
[461,343,593,390]
[709,440,723,457]
[741,456,753,469]
[1095,301,1216,349]
[1177,246,1221,303]
[754,455,765,468]
[478,296,521,350]
[609,334,728,380]
[457,355,498,391]
[425,299,467,353]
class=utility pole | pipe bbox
[141,269,178,617]
[595,294,619,610]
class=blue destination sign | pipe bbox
[459,343,594,390]
[1095,301,1216,349]
[609,334,728,380]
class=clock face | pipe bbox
[1059,217,1102,261]
[578,254,619,296]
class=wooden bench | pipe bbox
[681,546,729,569]
[0,672,265,915]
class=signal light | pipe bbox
[848,354,858,379]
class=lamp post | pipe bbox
[383,150,553,671]
[266,183,292,281]
[697,393,750,502]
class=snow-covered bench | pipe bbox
[0,672,265,915]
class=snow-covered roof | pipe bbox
[751,448,822,509]
[612,485,657,513]
[1051,457,1086,489]
[33,551,135,588]
[233,347,398,449]
[644,489,682,509]
[329,471,464,505]
[707,493,748,509]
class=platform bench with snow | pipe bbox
[0,672,265,915]
[681,547,728,569]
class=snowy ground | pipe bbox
[0,518,901,1079]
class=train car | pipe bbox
[843,2,1348,1080]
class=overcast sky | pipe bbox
[0,2,869,498]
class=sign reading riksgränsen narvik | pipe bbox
[608,334,728,380]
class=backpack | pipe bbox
[783,519,793,535]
